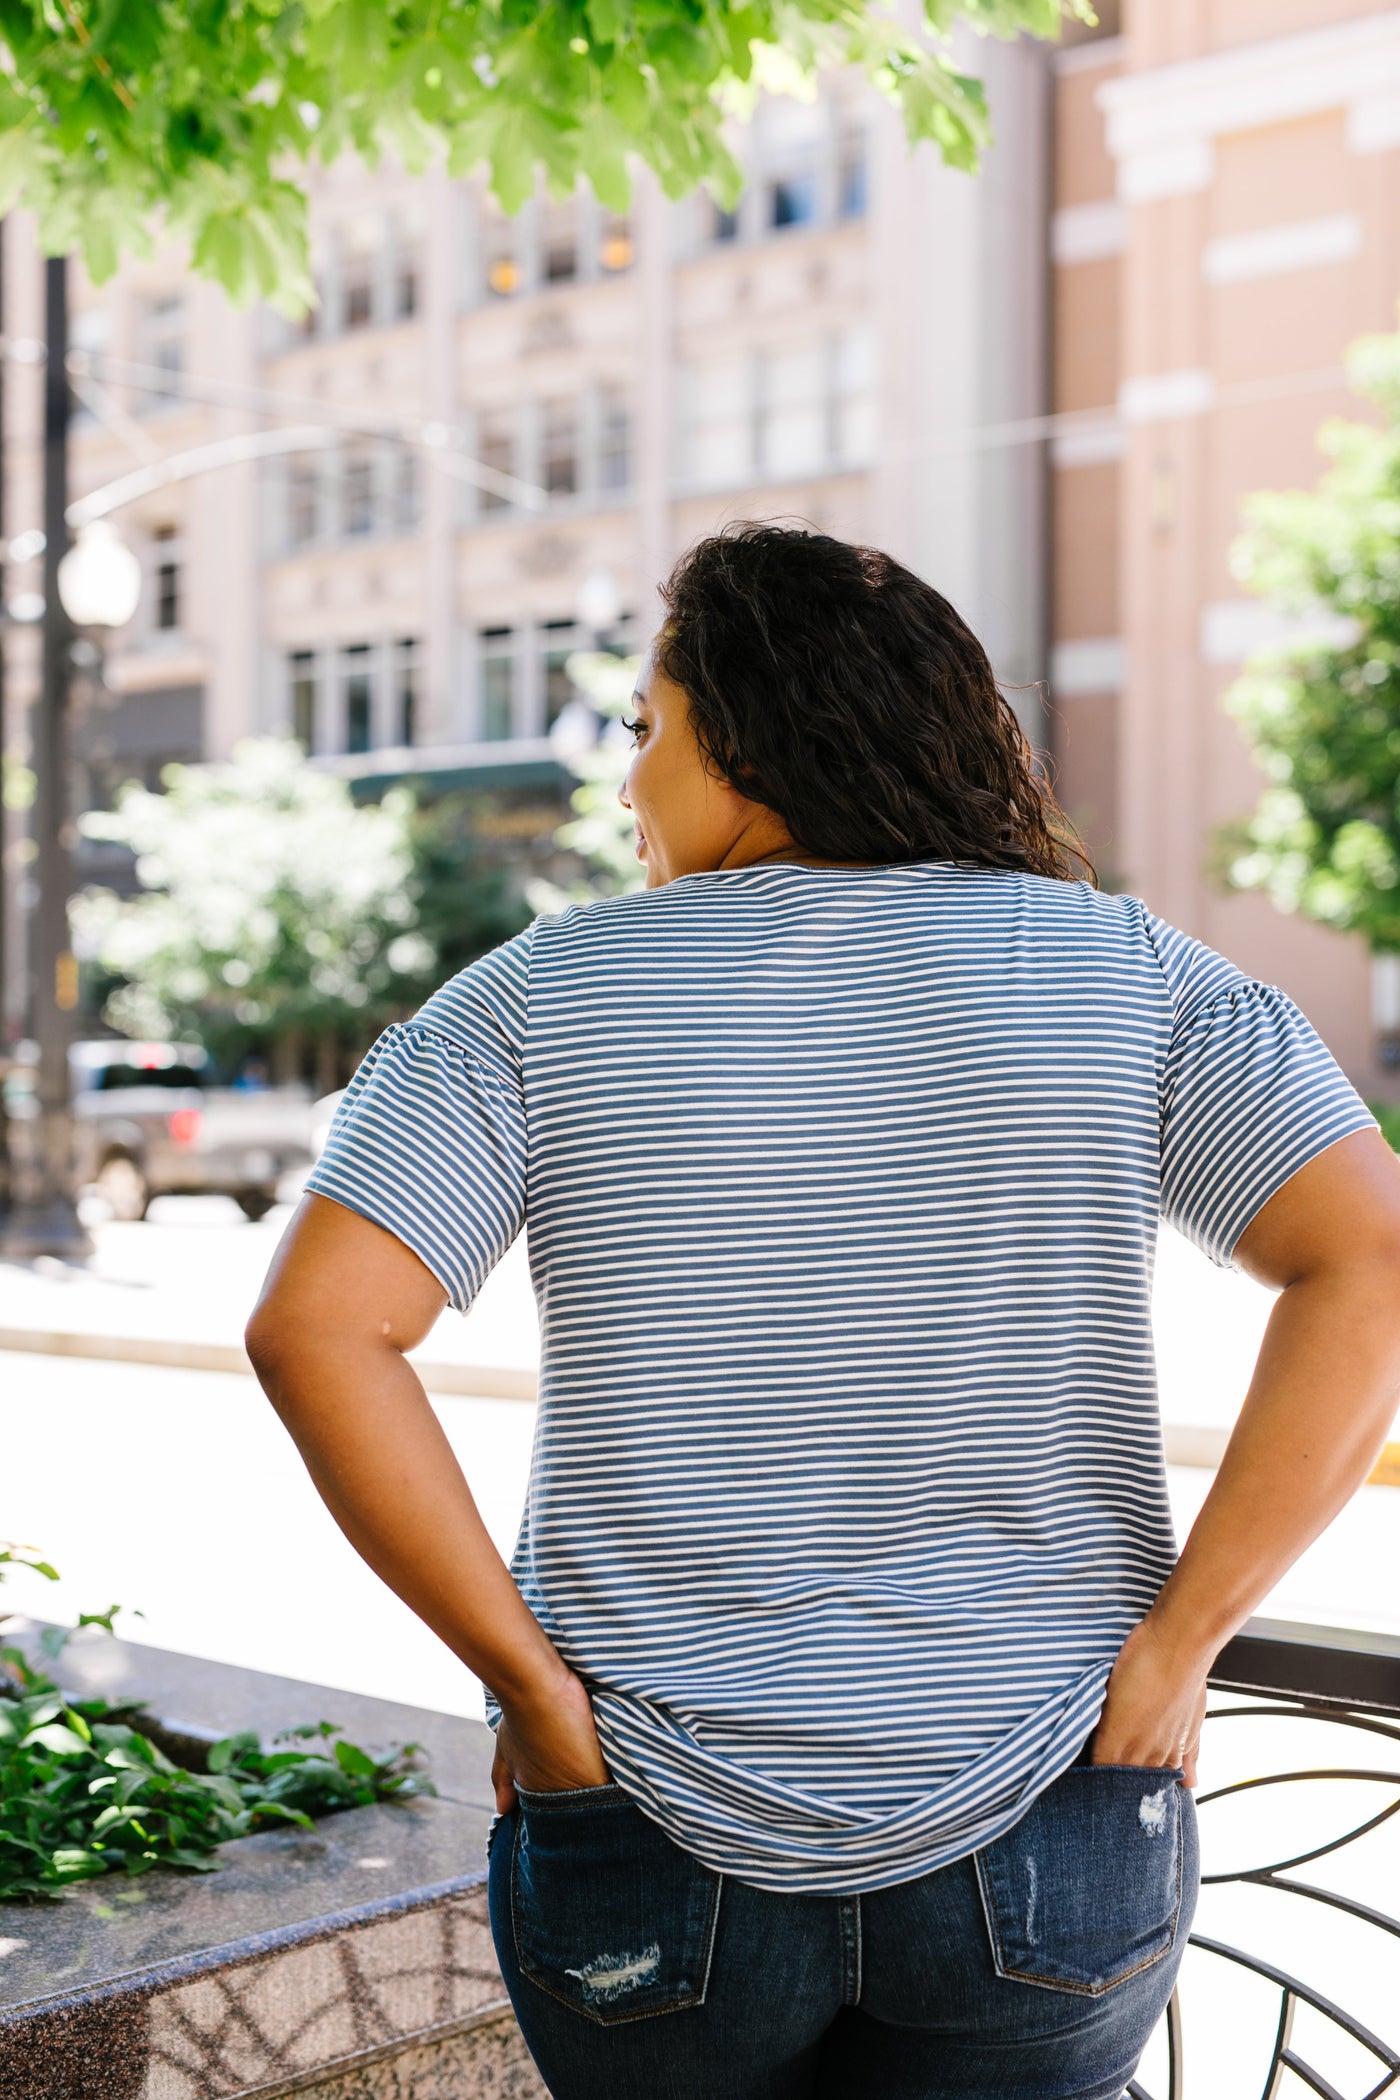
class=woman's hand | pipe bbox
[492,1661,612,1814]
[1090,1614,1209,1784]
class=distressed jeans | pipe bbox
[486,1753,1198,2100]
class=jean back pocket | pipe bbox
[975,1764,1186,1996]
[510,1783,723,2025]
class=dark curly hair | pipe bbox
[657,523,1093,884]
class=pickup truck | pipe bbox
[4,1040,315,1221]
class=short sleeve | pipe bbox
[1149,915,1377,1266]
[304,933,532,1312]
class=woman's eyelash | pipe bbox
[621,716,646,737]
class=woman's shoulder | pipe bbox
[407,923,537,1064]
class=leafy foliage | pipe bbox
[74,739,435,1064]
[1223,320,1400,953]
[0,1675,433,1901]
[0,1546,433,1903]
[0,0,1092,309]
[1370,1099,1400,1152]
[73,738,537,1065]
[402,792,536,998]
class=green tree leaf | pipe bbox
[1223,311,1400,954]
[0,0,1095,304]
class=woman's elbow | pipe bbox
[244,1296,306,1392]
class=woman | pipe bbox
[247,525,1400,2100]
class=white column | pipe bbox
[319,643,341,755]
[967,36,1052,727]
[633,171,673,639]
[519,620,543,738]
[422,167,458,745]
[870,41,1051,737]
[199,284,260,757]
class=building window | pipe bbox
[155,561,180,632]
[297,278,323,341]
[342,448,375,537]
[755,96,823,239]
[598,213,634,273]
[476,407,516,514]
[710,201,740,244]
[480,628,515,740]
[289,650,317,752]
[838,128,868,219]
[484,208,522,298]
[287,457,320,548]
[136,295,184,415]
[541,619,579,729]
[759,343,826,480]
[542,399,578,498]
[342,230,376,330]
[831,326,877,467]
[598,382,631,493]
[396,638,419,746]
[680,357,754,492]
[396,249,419,319]
[541,199,578,283]
[768,174,817,230]
[342,644,373,753]
[394,447,421,533]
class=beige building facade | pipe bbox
[1052,1,1400,1090]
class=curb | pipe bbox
[1,1324,1396,1483]
[0,1325,536,1401]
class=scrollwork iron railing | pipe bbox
[1127,1617,1400,2100]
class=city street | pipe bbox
[1,1194,1397,1720]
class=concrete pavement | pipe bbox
[1,1195,1397,1722]
[1,1192,1395,1473]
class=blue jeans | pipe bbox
[486,1755,1198,2099]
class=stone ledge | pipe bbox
[0,1636,542,2100]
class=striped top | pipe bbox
[307,861,1373,1894]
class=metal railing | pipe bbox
[1128,1618,1400,2100]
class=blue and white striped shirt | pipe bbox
[308,862,1373,1894]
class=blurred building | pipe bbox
[1052,0,1400,1088]
[0,47,1048,806]
[4,1,1400,1089]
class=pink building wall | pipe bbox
[1053,2,1400,1091]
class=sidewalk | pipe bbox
[0,1192,539,1399]
[2,1196,1397,1715]
[0,1192,1380,1467]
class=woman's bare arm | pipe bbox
[1093,1126,1400,1777]
[245,1192,608,1808]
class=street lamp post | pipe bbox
[1,256,89,1255]
[2,262,143,1258]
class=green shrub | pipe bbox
[0,1546,433,1902]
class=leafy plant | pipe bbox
[73,737,544,1075]
[0,1546,434,1903]
[399,792,536,999]
[1368,1100,1400,1153]
[1223,318,1400,953]
[0,0,1094,310]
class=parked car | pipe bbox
[3,1040,315,1221]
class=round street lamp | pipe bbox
[57,519,142,631]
